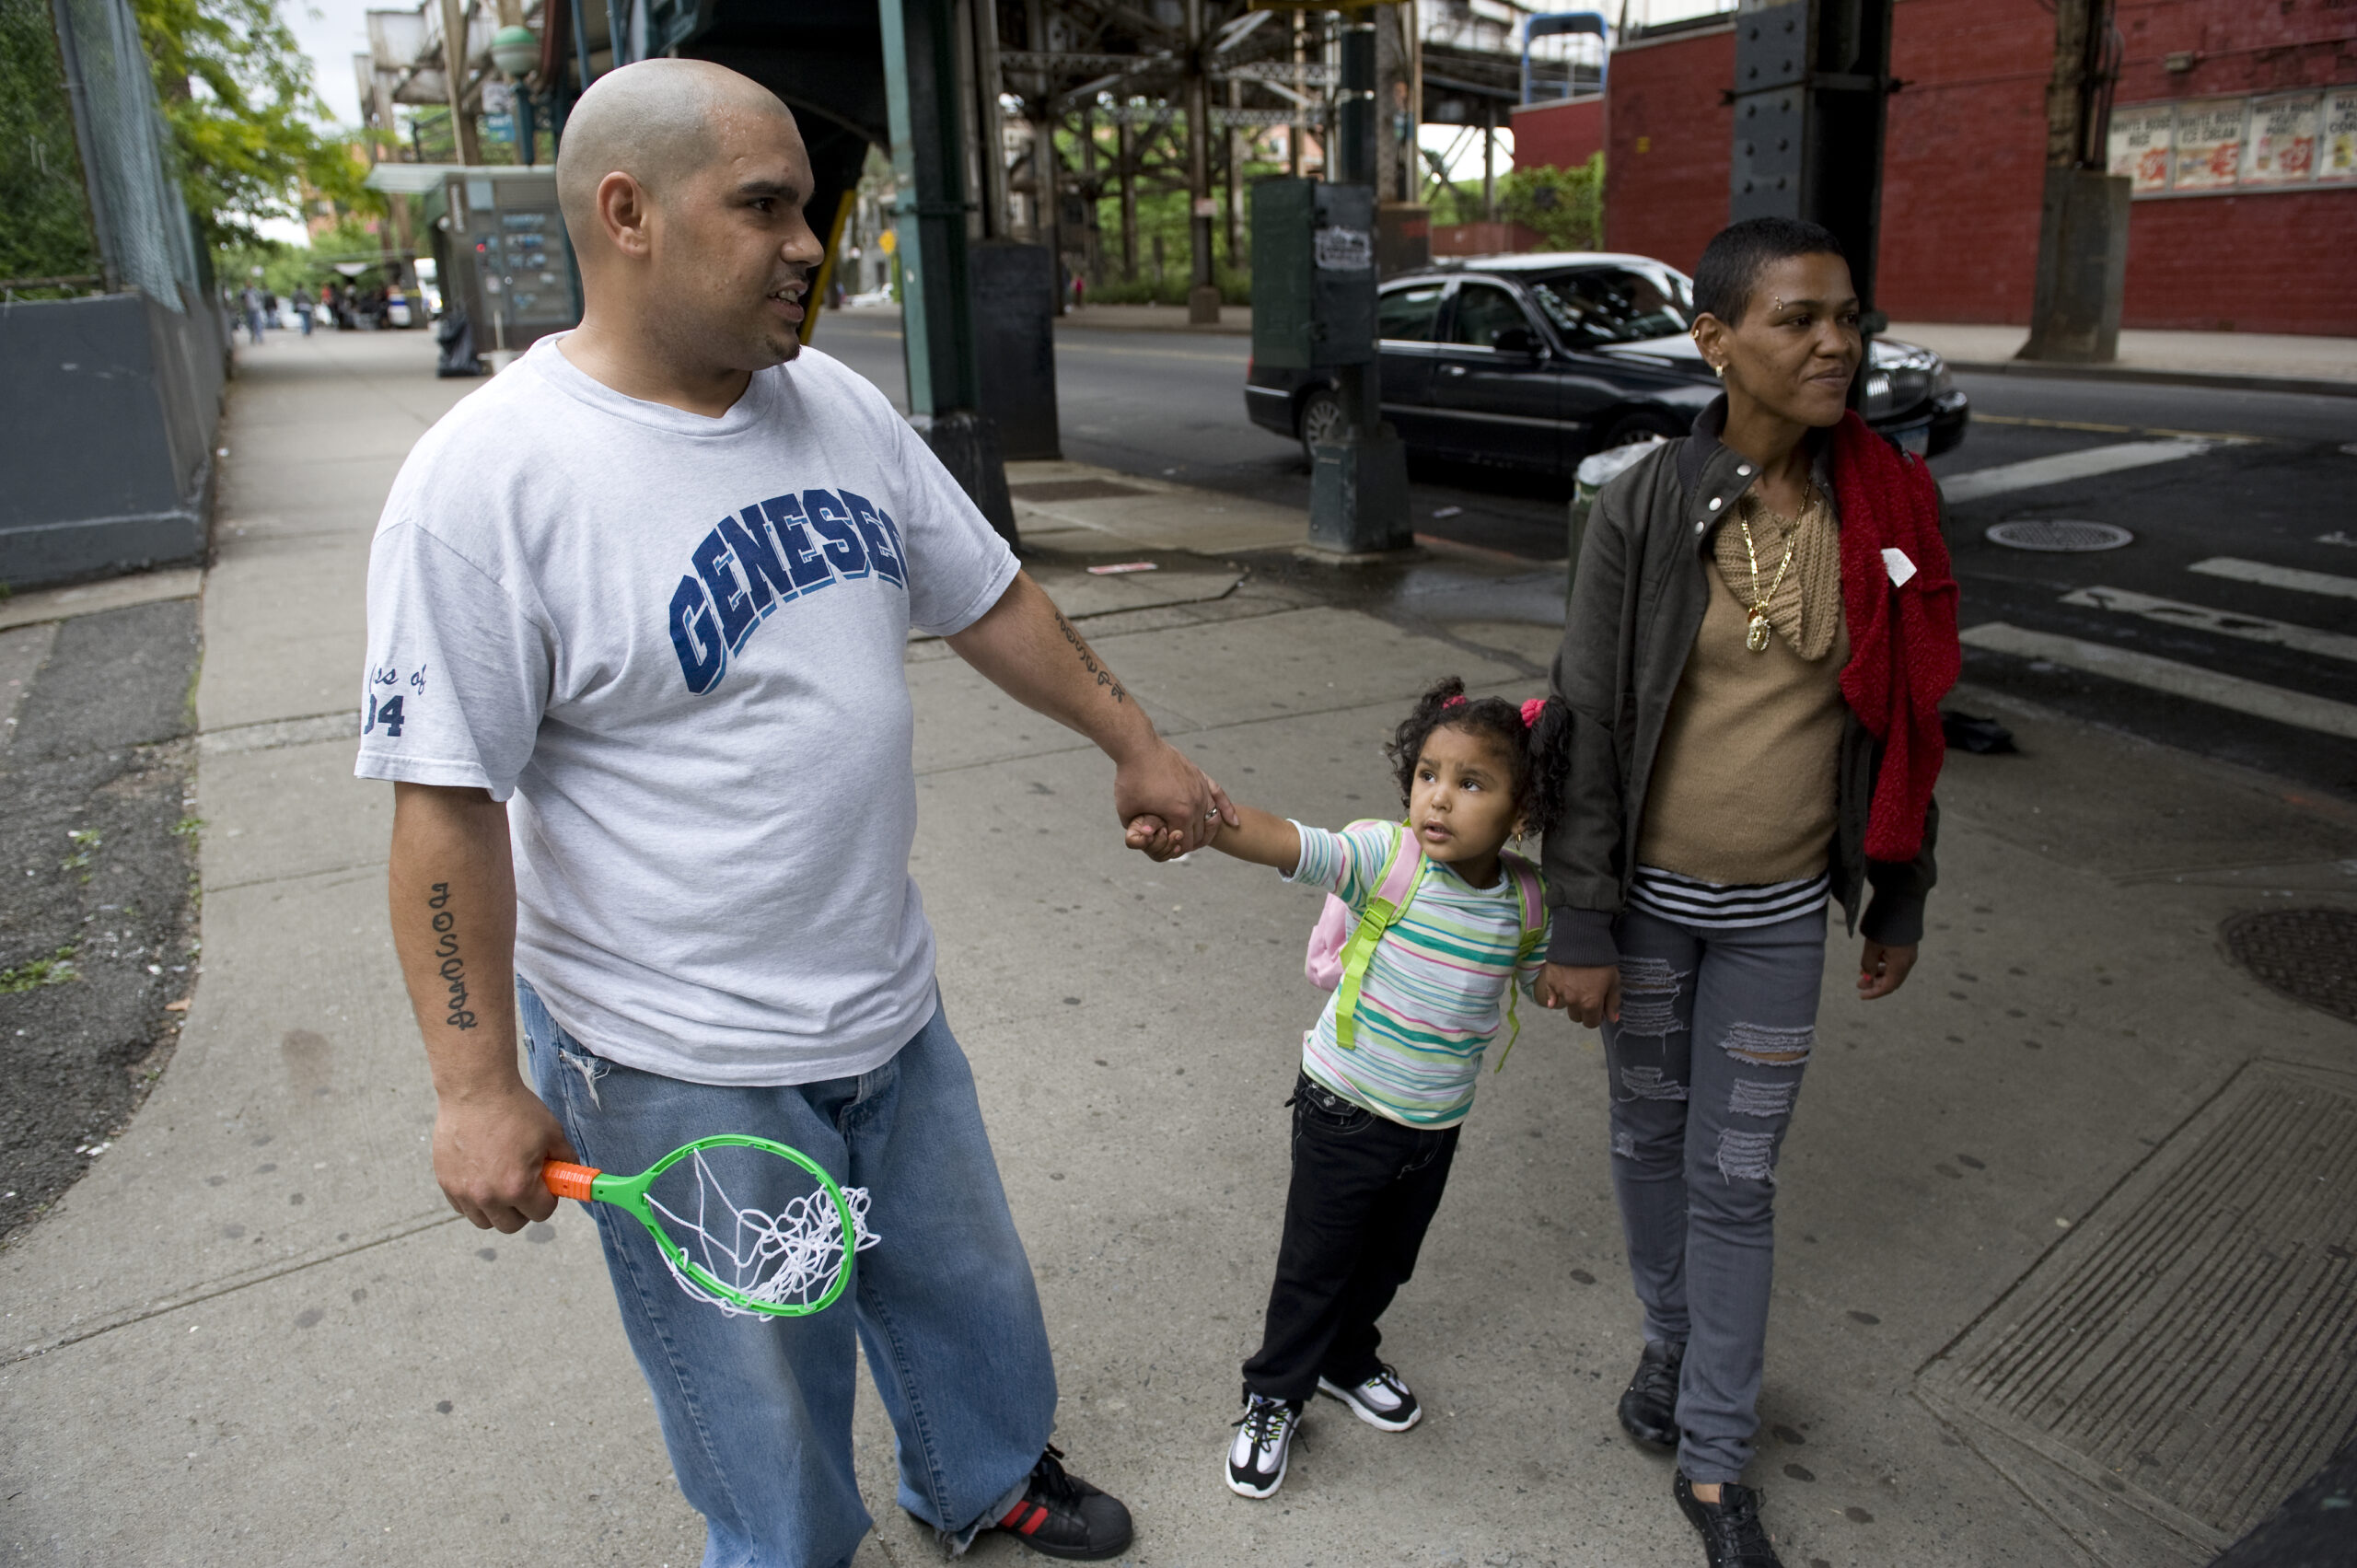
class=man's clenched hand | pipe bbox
[433,1082,575,1233]
[1113,738,1236,861]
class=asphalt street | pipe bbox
[818,309,2357,799]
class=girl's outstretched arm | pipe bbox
[1126,805,1301,875]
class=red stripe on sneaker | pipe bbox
[1018,1504,1049,1537]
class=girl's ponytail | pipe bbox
[1519,695,1573,842]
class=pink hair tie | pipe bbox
[1442,694,1468,709]
[1520,697,1548,729]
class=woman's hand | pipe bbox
[1857,940,1917,1000]
[1538,962,1620,1028]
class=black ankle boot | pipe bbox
[1618,1339,1682,1449]
[1674,1472,1784,1567]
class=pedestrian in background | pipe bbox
[293,288,314,335]
[1536,215,1958,1568]
[239,284,265,344]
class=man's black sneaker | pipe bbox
[993,1445,1133,1561]
[1225,1392,1303,1499]
[1619,1339,1683,1450]
[1674,1472,1785,1568]
[1317,1364,1422,1432]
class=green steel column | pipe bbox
[879,0,976,417]
[880,0,1016,541]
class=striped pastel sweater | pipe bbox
[1286,820,1551,1129]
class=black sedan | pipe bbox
[1244,251,1969,473]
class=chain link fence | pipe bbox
[0,0,200,309]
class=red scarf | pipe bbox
[1829,411,1959,863]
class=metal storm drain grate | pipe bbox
[1009,479,1152,503]
[2223,909,2357,1025]
[1919,1060,2357,1552]
[1986,519,2136,552]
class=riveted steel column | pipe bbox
[1729,0,1895,389]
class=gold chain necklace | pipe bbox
[1736,483,1808,653]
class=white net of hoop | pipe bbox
[646,1149,880,1318]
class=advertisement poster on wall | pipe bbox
[2322,87,2357,185]
[2243,93,2320,185]
[2107,103,2177,193]
[2172,99,2250,190]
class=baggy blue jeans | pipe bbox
[1599,906,1826,1486]
[520,982,1056,1568]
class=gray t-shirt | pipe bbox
[355,336,1018,1086]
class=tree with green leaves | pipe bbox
[132,0,378,249]
[0,0,104,290]
[1497,155,1605,253]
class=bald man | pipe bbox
[358,59,1214,1567]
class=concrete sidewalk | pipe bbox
[1882,322,2357,397]
[3,326,2353,1568]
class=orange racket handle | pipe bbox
[543,1159,603,1202]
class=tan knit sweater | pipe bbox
[1635,494,1850,886]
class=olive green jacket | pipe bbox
[1540,399,1940,969]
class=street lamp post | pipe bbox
[492,24,540,165]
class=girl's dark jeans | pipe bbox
[1242,1073,1462,1404]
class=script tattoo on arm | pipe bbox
[1054,610,1129,704]
[427,881,478,1030]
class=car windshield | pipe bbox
[1520,266,1694,346]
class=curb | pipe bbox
[1055,313,1252,338]
[1947,358,2357,401]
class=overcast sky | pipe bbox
[287,0,375,128]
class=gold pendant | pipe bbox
[1746,612,1771,653]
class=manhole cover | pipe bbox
[2223,908,2357,1024]
[1986,519,2135,552]
[1010,479,1151,503]
[1919,1060,2357,1550]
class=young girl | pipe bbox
[1135,678,1569,1499]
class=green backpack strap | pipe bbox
[1331,822,1422,1051]
[1491,853,1550,1073]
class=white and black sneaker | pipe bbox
[1317,1364,1422,1432]
[1225,1392,1303,1498]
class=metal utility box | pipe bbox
[438,170,579,354]
[969,241,1061,461]
[1250,179,1377,371]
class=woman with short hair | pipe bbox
[1537,216,1959,1568]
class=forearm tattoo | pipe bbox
[427,882,478,1030]
[1055,610,1129,704]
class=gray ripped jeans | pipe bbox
[1602,904,1826,1485]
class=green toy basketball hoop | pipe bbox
[543,1134,876,1318]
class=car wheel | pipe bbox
[1599,410,1687,449]
[1297,387,1347,465]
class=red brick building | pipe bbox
[1527,0,2357,335]
[1509,94,1605,172]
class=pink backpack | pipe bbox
[1305,820,1547,1063]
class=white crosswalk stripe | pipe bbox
[1960,623,2357,740]
[1937,439,2214,504]
[2188,557,2357,601]
[2058,587,2357,664]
